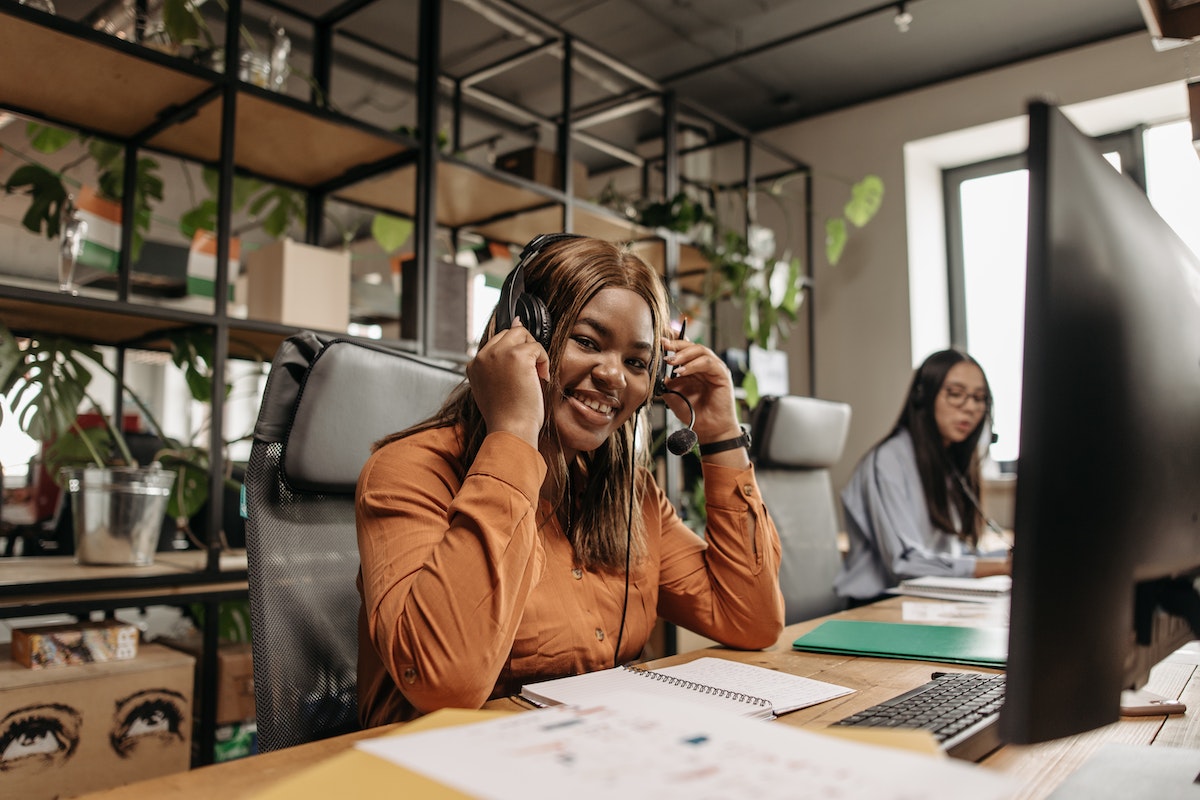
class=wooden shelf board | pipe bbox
[627,240,711,296]
[334,159,554,225]
[148,92,407,187]
[0,294,288,361]
[470,204,649,246]
[0,15,213,138]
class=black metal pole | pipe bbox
[415,0,441,356]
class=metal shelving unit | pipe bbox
[0,0,813,767]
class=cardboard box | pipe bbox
[0,643,194,800]
[161,637,255,725]
[11,620,139,669]
[497,146,589,197]
[245,238,350,330]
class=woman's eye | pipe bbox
[572,336,598,351]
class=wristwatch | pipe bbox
[698,428,752,456]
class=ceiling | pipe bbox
[309,0,1149,171]
[51,0,1151,173]
[454,0,1149,132]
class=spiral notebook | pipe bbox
[519,656,854,720]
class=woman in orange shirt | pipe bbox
[355,234,784,726]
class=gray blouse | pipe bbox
[833,429,978,601]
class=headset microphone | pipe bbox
[657,320,697,456]
[664,391,698,456]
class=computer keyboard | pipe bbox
[830,671,1005,762]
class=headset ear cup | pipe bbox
[515,293,552,350]
[911,384,925,408]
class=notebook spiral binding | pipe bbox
[620,664,772,709]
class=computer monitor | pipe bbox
[999,100,1200,745]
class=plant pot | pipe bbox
[62,466,176,566]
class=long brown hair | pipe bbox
[374,236,671,570]
[891,349,993,547]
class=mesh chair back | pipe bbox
[750,395,852,624]
[244,332,463,752]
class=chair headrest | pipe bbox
[255,335,464,495]
[750,395,852,469]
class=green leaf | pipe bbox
[87,139,123,174]
[826,217,848,265]
[248,186,305,239]
[371,213,413,254]
[741,371,760,410]
[26,123,77,154]
[756,298,778,349]
[45,427,113,476]
[179,200,218,240]
[0,325,104,452]
[161,0,200,46]
[159,447,210,519]
[844,174,884,228]
[780,257,804,316]
[4,164,67,238]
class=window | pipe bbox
[944,119,1200,466]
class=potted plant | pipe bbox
[621,175,884,407]
[0,322,239,564]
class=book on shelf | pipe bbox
[894,575,1012,602]
[519,656,854,720]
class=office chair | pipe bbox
[750,395,852,624]
[243,332,463,752]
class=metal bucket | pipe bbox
[62,466,176,566]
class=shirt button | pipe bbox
[572,567,583,580]
[743,484,754,496]
[594,628,605,642]
[402,667,417,684]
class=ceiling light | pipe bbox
[894,2,913,33]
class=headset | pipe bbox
[494,232,582,350]
[494,233,696,454]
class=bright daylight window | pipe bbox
[947,118,1200,467]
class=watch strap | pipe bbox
[698,430,752,456]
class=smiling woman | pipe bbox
[352,233,786,728]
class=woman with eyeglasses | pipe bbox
[834,349,1011,606]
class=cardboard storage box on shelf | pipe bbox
[497,146,589,197]
[11,620,139,669]
[0,643,194,800]
[246,237,350,330]
[162,636,256,725]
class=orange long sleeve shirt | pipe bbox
[355,425,784,727]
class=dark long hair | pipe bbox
[890,349,992,547]
[373,236,671,570]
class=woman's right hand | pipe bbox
[466,318,550,448]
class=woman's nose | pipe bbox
[592,354,625,387]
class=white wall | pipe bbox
[759,31,1197,492]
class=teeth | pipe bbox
[577,395,614,415]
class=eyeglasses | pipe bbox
[941,386,990,409]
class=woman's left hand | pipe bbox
[660,334,743,444]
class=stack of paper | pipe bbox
[895,575,1012,602]
[352,694,1020,799]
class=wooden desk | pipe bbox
[75,596,1200,800]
